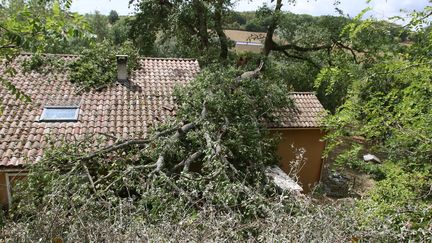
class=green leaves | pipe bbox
[68,41,139,91]
[0,0,92,110]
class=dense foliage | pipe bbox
[6,65,292,240]
[321,7,432,238]
[1,0,431,241]
[68,41,139,91]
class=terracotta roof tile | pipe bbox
[268,92,326,129]
[0,54,200,166]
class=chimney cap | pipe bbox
[116,55,128,63]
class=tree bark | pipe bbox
[214,0,229,60]
[193,0,209,50]
[263,0,283,56]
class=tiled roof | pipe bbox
[268,92,326,128]
[0,54,200,167]
[0,54,325,167]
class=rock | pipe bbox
[266,166,303,193]
[324,172,349,198]
[363,154,381,163]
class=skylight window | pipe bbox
[40,106,79,122]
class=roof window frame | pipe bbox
[39,106,80,122]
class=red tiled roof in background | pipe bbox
[0,55,325,167]
[0,54,200,167]
[268,92,326,128]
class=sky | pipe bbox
[70,0,429,20]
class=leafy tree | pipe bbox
[85,11,110,42]
[129,0,232,61]
[109,17,131,45]
[108,9,119,24]
[245,21,266,32]
[320,6,432,235]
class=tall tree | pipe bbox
[86,11,110,42]
[108,10,119,24]
[130,0,232,60]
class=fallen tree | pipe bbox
[3,62,430,242]
[5,63,295,239]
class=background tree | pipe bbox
[109,17,131,45]
[85,11,110,42]
[108,9,119,24]
[129,0,233,61]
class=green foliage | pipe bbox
[322,7,432,241]
[1,0,90,54]
[130,0,232,60]
[225,11,267,32]
[85,11,110,42]
[355,163,431,238]
[0,0,89,112]
[68,41,139,91]
[325,58,432,172]
[22,53,66,76]
[279,13,348,48]
[108,10,119,24]
[110,18,131,45]
[10,62,291,225]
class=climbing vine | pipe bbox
[68,41,139,92]
[22,41,139,92]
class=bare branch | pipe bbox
[236,60,265,81]
[83,164,97,194]
[152,155,165,173]
[183,151,203,172]
[280,50,322,69]
[274,43,332,52]
[80,125,180,160]
[0,44,17,49]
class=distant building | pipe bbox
[224,30,266,53]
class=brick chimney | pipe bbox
[116,55,128,82]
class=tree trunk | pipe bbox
[214,0,228,60]
[263,0,282,56]
[193,0,209,50]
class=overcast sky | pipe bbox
[70,0,429,20]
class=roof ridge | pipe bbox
[20,52,79,57]
[19,53,198,62]
[289,92,316,95]
[140,57,198,61]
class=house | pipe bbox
[224,30,266,53]
[269,92,326,192]
[0,54,325,208]
[223,30,285,54]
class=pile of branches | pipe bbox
[3,62,430,242]
[6,64,293,239]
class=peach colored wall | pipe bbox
[272,129,325,192]
[0,172,27,209]
[0,172,8,209]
